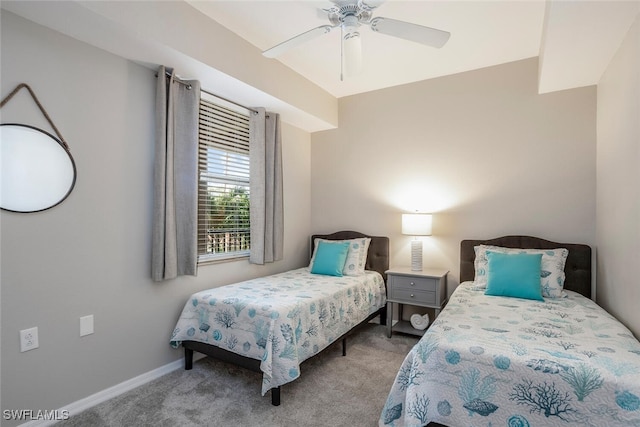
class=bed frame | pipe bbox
[460,235,592,298]
[182,230,389,406]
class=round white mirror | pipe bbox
[1,124,77,213]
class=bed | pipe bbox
[380,235,640,427]
[171,230,389,406]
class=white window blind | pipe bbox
[197,97,251,262]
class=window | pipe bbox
[197,95,251,263]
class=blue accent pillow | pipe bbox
[310,241,350,276]
[484,251,544,301]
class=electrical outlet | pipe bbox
[20,327,39,352]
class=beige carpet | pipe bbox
[60,323,418,427]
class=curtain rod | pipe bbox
[162,71,258,114]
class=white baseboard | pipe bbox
[19,353,205,426]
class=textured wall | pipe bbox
[0,11,311,422]
[596,15,640,338]
[311,58,597,294]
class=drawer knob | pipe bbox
[410,294,415,298]
[410,282,415,286]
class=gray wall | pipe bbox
[0,11,311,422]
[596,15,640,338]
[311,58,597,294]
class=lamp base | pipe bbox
[411,240,423,271]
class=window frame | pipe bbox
[197,93,251,265]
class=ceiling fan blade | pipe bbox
[262,25,334,58]
[358,0,386,12]
[317,7,331,20]
[369,17,450,48]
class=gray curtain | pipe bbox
[151,66,201,281]
[249,108,284,264]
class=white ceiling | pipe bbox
[189,0,639,98]
[2,1,638,130]
[189,0,546,98]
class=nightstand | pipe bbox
[386,268,449,338]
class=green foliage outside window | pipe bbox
[204,186,250,254]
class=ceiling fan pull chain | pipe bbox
[340,25,345,82]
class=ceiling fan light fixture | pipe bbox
[262,0,450,80]
[341,16,362,78]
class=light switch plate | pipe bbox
[80,315,94,337]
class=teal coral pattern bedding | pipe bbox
[171,268,385,395]
[380,282,640,427]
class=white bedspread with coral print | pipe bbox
[380,282,640,427]
[171,268,386,395]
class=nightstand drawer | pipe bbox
[390,289,436,305]
[392,275,437,292]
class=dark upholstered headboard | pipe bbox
[460,236,592,298]
[311,231,390,282]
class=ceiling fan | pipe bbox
[262,0,450,80]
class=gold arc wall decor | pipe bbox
[0,83,77,213]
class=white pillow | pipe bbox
[473,245,569,298]
[309,237,371,276]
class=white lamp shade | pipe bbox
[402,213,432,236]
